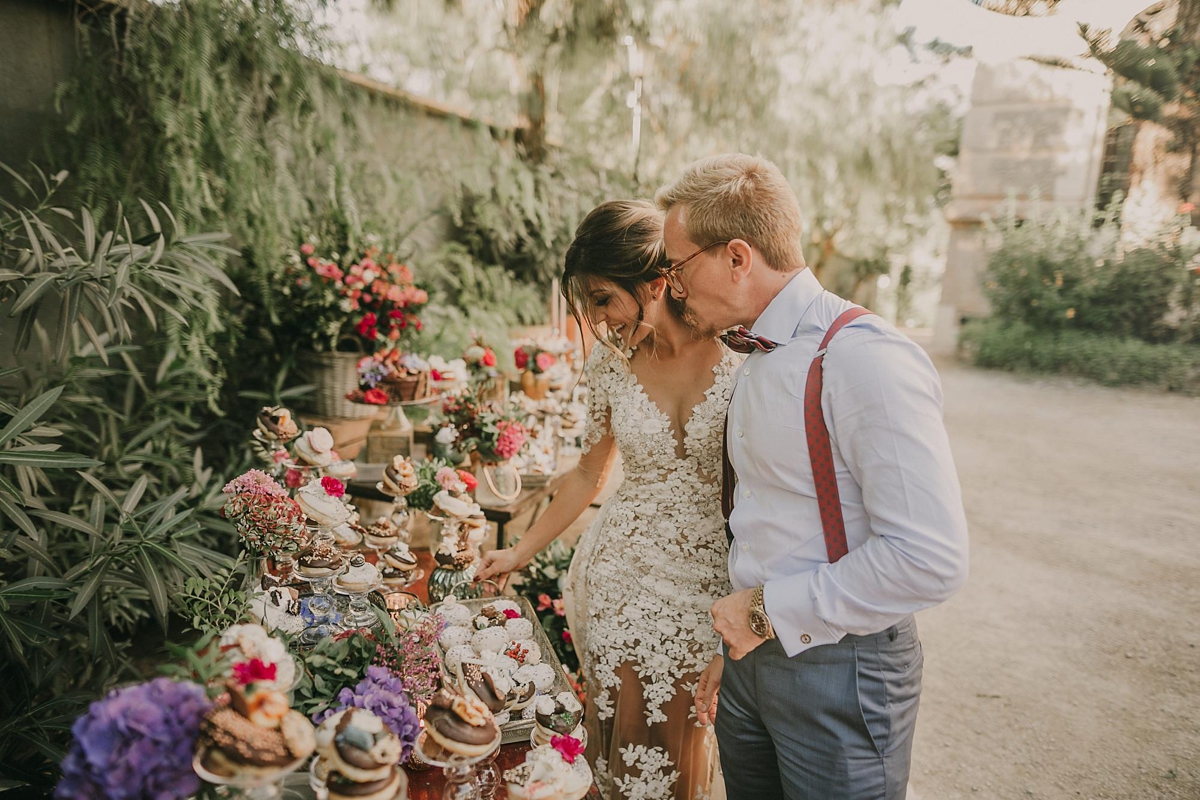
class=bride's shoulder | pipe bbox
[585,342,624,374]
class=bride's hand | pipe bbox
[475,548,524,582]
[694,655,723,726]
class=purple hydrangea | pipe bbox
[312,666,420,763]
[55,678,212,800]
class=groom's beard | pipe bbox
[673,296,721,340]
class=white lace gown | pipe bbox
[565,343,736,800]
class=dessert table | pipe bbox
[306,548,601,800]
[348,453,579,549]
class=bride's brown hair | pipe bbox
[561,200,673,354]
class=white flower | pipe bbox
[361,268,377,284]
[435,425,458,445]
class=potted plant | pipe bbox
[513,343,557,400]
[279,240,430,418]
[462,335,505,403]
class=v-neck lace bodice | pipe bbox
[569,343,737,799]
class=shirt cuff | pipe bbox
[763,572,844,657]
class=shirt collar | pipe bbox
[750,268,824,345]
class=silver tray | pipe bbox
[430,594,574,745]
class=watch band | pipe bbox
[751,585,776,640]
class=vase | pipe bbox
[520,370,551,400]
[296,350,377,420]
[427,563,479,604]
[474,458,522,504]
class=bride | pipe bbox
[476,199,736,800]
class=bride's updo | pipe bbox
[561,199,670,346]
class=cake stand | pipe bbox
[351,392,443,433]
[414,730,501,800]
[193,751,307,800]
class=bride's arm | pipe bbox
[475,428,617,581]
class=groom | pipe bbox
[657,154,969,799]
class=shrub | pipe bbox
[959,319,1200,394]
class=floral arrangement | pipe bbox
[55,678,213,800]
[462,336,498,376]
[551,734,586,765]
[438,393,528,464]
[373,612,445,706]
[434,465,478,494]
[346,349,434,404]
[514,342,557,374]
[280,241,429,353]
[404,457,453,512]
[221,470,308,556]
[312,666,421,763]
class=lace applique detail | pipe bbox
[569,345,737,798]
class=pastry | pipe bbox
[488,599,521,615]
[432,490,481,519]
[336,553,380,593]
[315,709,404,800]
[461,515,488,545]
[422,689,500,758]
[436,595,473,627]
[438,626,471,650]
[218,624,297,690]
[364,517,401,550]
[293,427,336,468]
[333,523,365,549]
[471,626,509,656]
[383,358,430,403]
[296,480,351,527]
[514,664,557,693]
[458,660,507,713]
[505,741,591,800]
[379,543,419,586]
[325,459,358,483]
[434,536,476,568]
[505,617,534,640]
[197,683,315,779]
[532,692,584,747]
[504,640,541,667]
[380,456,419,496]
[296,541,345,579]
[443,644,477,674]
[256,406,300,442]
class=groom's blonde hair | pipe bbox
[654,153,805,273]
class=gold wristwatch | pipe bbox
[749,585,776,640]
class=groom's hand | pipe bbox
[711,589,766,660]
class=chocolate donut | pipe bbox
[422,691,499,758]
[460,663,506,713]
[326,767,402,800]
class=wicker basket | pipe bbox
[297,350,377,420]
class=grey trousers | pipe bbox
[715,616,923,800]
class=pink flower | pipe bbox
[300,243,315,255]
[535,352,555,372]
[481,349,496,367]
[307,257,319,268]
[284,469,303,488]
[456,470,477,492]
[435,467,466,492]
[552,599,565,617]
[272,449,289,464]
[232,658,277,686]
[536,593,552,611]
[321,476,346,498]
[412,289,428,305]
[550,734,585,764]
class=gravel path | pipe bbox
[910,361,1200,799]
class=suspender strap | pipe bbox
[804,307,873,563]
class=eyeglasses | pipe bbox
[662,240,729,295]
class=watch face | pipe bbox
[749,611,770,638]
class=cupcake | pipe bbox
[532,692,584,747]
[296,541,345,580]
[196,683,315,779]
[505,740,591,800]
[422,689,500,758]
[293,427,336,468]
[218,624,297,690]
[256,406,300,442]
[315,709,404,800]
[380,455,419,496]
[436,595,473,627]
[336,553,380,593]
[364,516,401,550]
[296,480,351,527]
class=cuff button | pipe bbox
[800,634,812,644]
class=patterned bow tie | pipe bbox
[720,326,778,354]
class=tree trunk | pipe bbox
[515,69,548,164]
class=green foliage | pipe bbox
[514,539,579,675]
[172,555,252,637]
[292,628,387,719]
[0,170,239,792]
[983,204,1200,345]
[959,319,1200,394]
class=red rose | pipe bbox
[513,348,529,370]
[364,388,388,405]
[430,369,443,382]
[550,734,585,764]
[457,469,478,492]
[388,309,405,320]
[355,313,378,337]
[320,476,346,498]
[232,658,278,686]
[562,629,573,644]
[481,348,496,367]
[503,608,521,620]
